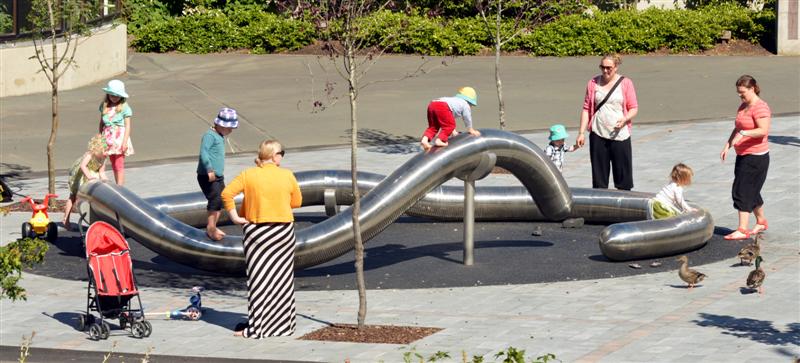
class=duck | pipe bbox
[737,233,762,266]
[676,255,707,290]
[746,255,766,295]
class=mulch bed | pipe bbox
[491,166,511,174]
[3,199,67,213]
[299,324,442,344]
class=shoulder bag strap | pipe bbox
[594,76,625,113]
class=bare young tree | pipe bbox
[303,0,447,328]
[478,0,582,130]
[28,0,94,194]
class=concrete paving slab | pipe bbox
[2,54,798,174]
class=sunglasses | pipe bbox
[277,150,285,157]
[599,65,614,70]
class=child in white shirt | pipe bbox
[651,163,695,219]
[544,124,576,172]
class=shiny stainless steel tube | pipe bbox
[81,129,572,273]
[81,129,714,273]
[144,180,713,262]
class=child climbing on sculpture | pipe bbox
[545,124,576,172]
[197,108,238,241]
[420,87,481,151]
[651,163,696,219]
[63,134,108,230]
[98,79,134,186]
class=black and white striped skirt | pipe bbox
[241,222,296,338]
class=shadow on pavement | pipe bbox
[353,128,420,154]
[198,307,247,332]
[769,134,800,147]
[692,313,800,347]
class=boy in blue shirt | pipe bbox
[197,108,238,241]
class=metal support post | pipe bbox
[456,152,496,266]
[463,179,475,265]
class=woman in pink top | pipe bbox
[720,75,771,240]
[575,54,638,190]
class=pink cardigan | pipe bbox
[582,75,638,133]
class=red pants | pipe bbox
[109,154,125,172]
[423,101,456,143]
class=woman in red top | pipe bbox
[720,75,771,240]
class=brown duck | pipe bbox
[746,255,766,295]
[677,255,706,290]
[737,233,762,266]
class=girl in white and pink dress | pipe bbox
[98,79,134,186]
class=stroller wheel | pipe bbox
[100,322,111,339]
[77,315,86,331]
[131,321,147,338]
[119,315,127,330]
[88,324,102,340]
[142,321,152,337]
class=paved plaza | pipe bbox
[0,54,799,362]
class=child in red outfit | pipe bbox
[421,87,481,151]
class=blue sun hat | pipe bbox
[549,124,569,141]
[214,108,239,128]
[102,79,128,98]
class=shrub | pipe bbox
[0,3,12,34]
[131,5,315,53]
[130,4,774,55]
[123,0,173,38]
[1,237,48,301]
[521,4,773,56]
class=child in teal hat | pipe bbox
[545,124,576,172]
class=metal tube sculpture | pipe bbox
[81,129,713,274]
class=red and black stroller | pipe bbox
[78,221,151,339]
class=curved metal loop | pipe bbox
[80,129,712,273]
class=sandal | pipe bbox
[724,227,751,240]
[750,219,768,234]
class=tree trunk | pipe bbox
[47,83,59,195]
[495,40,505,130]
[46,0,58,196]
[495,1,506,130]
[347,46,367,329]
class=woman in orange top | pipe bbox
[720,75,771,240]
[221,140,302,338]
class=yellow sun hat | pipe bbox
[455,86,478,106]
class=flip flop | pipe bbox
[750,219,768,234]
[724,227,751,240]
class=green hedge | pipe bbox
[522,4,773,55]
[130,4,773,55]
[131,6,316,53]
